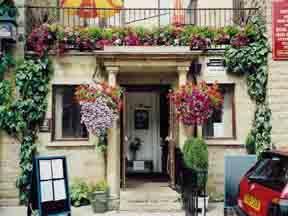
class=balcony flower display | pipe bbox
[75,81,123,136]
[169,81,223,126]
[26,24,55,57]
[190,36,211,50]
[26,24,256,55]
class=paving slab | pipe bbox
[0,202,227,216]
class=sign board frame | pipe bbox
[28,156,71,216]
[272,0,288,60]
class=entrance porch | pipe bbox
[100,50,194,206]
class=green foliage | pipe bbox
[70,179,92,207]
[222,26,240,37]
[251,103,272,156]
[93,180,109,192]
[224,16,269,103]
[0,80,12,105]
[15,58,52,204]
[0,56,52,204]
[224,16,272,156]
[182,137,208,171]
[96,132,108,153]
[87,27,102,40]
[245,132,256,155]
[0,53,15,79]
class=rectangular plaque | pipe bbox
[39,119,51,132]
[133,161,145,171]
[134,109,149,130]
[272,0,288,60]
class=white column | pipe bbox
[106,66,120,198]
[177,66,189,148]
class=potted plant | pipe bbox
[182,137,209,211]
[129,137,142,161]
[169,82,223,214]
[70,178,91,207]
[90,180,109,213]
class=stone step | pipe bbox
[120,201,182,211]
[120,196,182,211]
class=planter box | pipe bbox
[104,46,190,53]
[198,196,209,215]
[90,191,109,213]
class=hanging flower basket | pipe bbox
[168,81,223,126]
[75,81,123,136]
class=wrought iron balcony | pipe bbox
[24,6,259,34]
[23,6,260,54]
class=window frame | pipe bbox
[51,84,89,142]
[203,83,237,140]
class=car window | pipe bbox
[248,157,288,191]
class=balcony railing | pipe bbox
[24,6,259,35]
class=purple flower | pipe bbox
[80,96,118,136]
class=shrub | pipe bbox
[70,179,91,207]
[182,138,209,195]
[182,137,208,171]
[92,180,109,192]
[245,132,256,155]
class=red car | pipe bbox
[236,151,288,216]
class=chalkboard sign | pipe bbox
[28,156,71,216]
[134,109,149,130]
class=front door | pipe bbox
[125,92,161,173]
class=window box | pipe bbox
[103,46,190,53]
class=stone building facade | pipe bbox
[0,0,282,207]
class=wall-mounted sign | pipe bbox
[133,161,145,171]
[0,24,16,41]
[134,108,149,130]
[207,58,226,74]
[39,119,51,132]
[272,0,288,60]
[28,156,71,216]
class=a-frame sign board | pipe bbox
[28,156,71,216]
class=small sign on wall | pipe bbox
[272,0,288,60]
[207,58,226,74]
[133,161,145,171]
[134,108,149,130]
[39,119,51,132]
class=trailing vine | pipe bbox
[224,16,271,155]
[0,55,52,203]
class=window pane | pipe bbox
[54,86,88,140]
[203,85,234,138]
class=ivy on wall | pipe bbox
[224,16,271,156]
[0,54,52,203]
